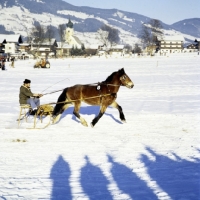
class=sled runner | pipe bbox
[30,104,54,129]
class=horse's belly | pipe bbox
[83,97,101,106]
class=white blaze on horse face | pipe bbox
[120,74,134,88]
[127,81,134,88]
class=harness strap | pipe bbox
[47,93,116,106]
[43,82,123,96]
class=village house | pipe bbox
[56,42,72,57]
[0,34,23,54]
[108,45,125,56]
[85,44,99,56]
[194,39,200,52]
[31,38,58,57]
[0,37,6,54]
[185,43,198,52]
[156,35,184,53]
[19,43,31,53]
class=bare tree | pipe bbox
[97,28,109,47]
[124,44,132,53]
[98,25,120,47]
[58,24,66,56]
[30,24,46,53]
[149,19,163,43]
[133,43,142,54]
[46,25,55,44]
[25,28,32,44]
[139,19,163,54]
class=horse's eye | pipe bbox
[123,75,126,80]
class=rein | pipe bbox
[43,89,65,95]
[45,93,116,106]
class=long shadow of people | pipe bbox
[50,155,72,200]
[108,155,158,200]
[80,156,113,200]
[141,147,200,199]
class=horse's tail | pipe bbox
[53,88,68,116]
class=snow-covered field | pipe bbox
[0,55,199,200]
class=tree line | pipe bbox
[26,19,163,55]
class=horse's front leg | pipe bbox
[91,105,107,127]
[73,102,88,127]
[110,101,126,123]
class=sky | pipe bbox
[63,0,200,24]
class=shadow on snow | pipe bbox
[80,156,113,200]
[50,155,72,200]
[140,147,200,200]
[60,105,122,124]
[50,148,200,199]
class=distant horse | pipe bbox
[52,68,134,127]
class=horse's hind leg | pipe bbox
[111,101,126,123]
[73,102,88,127]
[52,103,70,124]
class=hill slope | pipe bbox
[0,0,199,45]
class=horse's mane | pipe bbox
[104,68,125,82]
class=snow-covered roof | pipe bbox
[56,42,72,49]
[32,38,57,46]
[110,45,124,49]
[19,43,30,46]
[0,37,6,43]
[0,34,23,43]
[85,44,99,49]
[157,35,185,42]
[72,36,82,45]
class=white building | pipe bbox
[65,19,82,49]
[0,34,23,54]
[109,45,125,55]
[157,35,185,53]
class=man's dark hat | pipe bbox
[24,79,31,84]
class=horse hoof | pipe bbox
[121,120,126,123]
[82,122,88,127]
[51,114,61,124]
[90,123,94,128]
[80,117,88,127]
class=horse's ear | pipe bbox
[119,68,125,75]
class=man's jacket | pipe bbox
[19,85,33,104]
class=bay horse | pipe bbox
[52,68,134,127]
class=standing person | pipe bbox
[11,57,15,68]
[19,79,43,115]
[1,57,6,70]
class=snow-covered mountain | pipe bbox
[171,18,200,38]
[0,0,199,45]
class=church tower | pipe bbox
[65,19,74,44]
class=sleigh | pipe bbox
[18,104,54,129]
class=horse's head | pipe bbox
[119,68,134,89]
